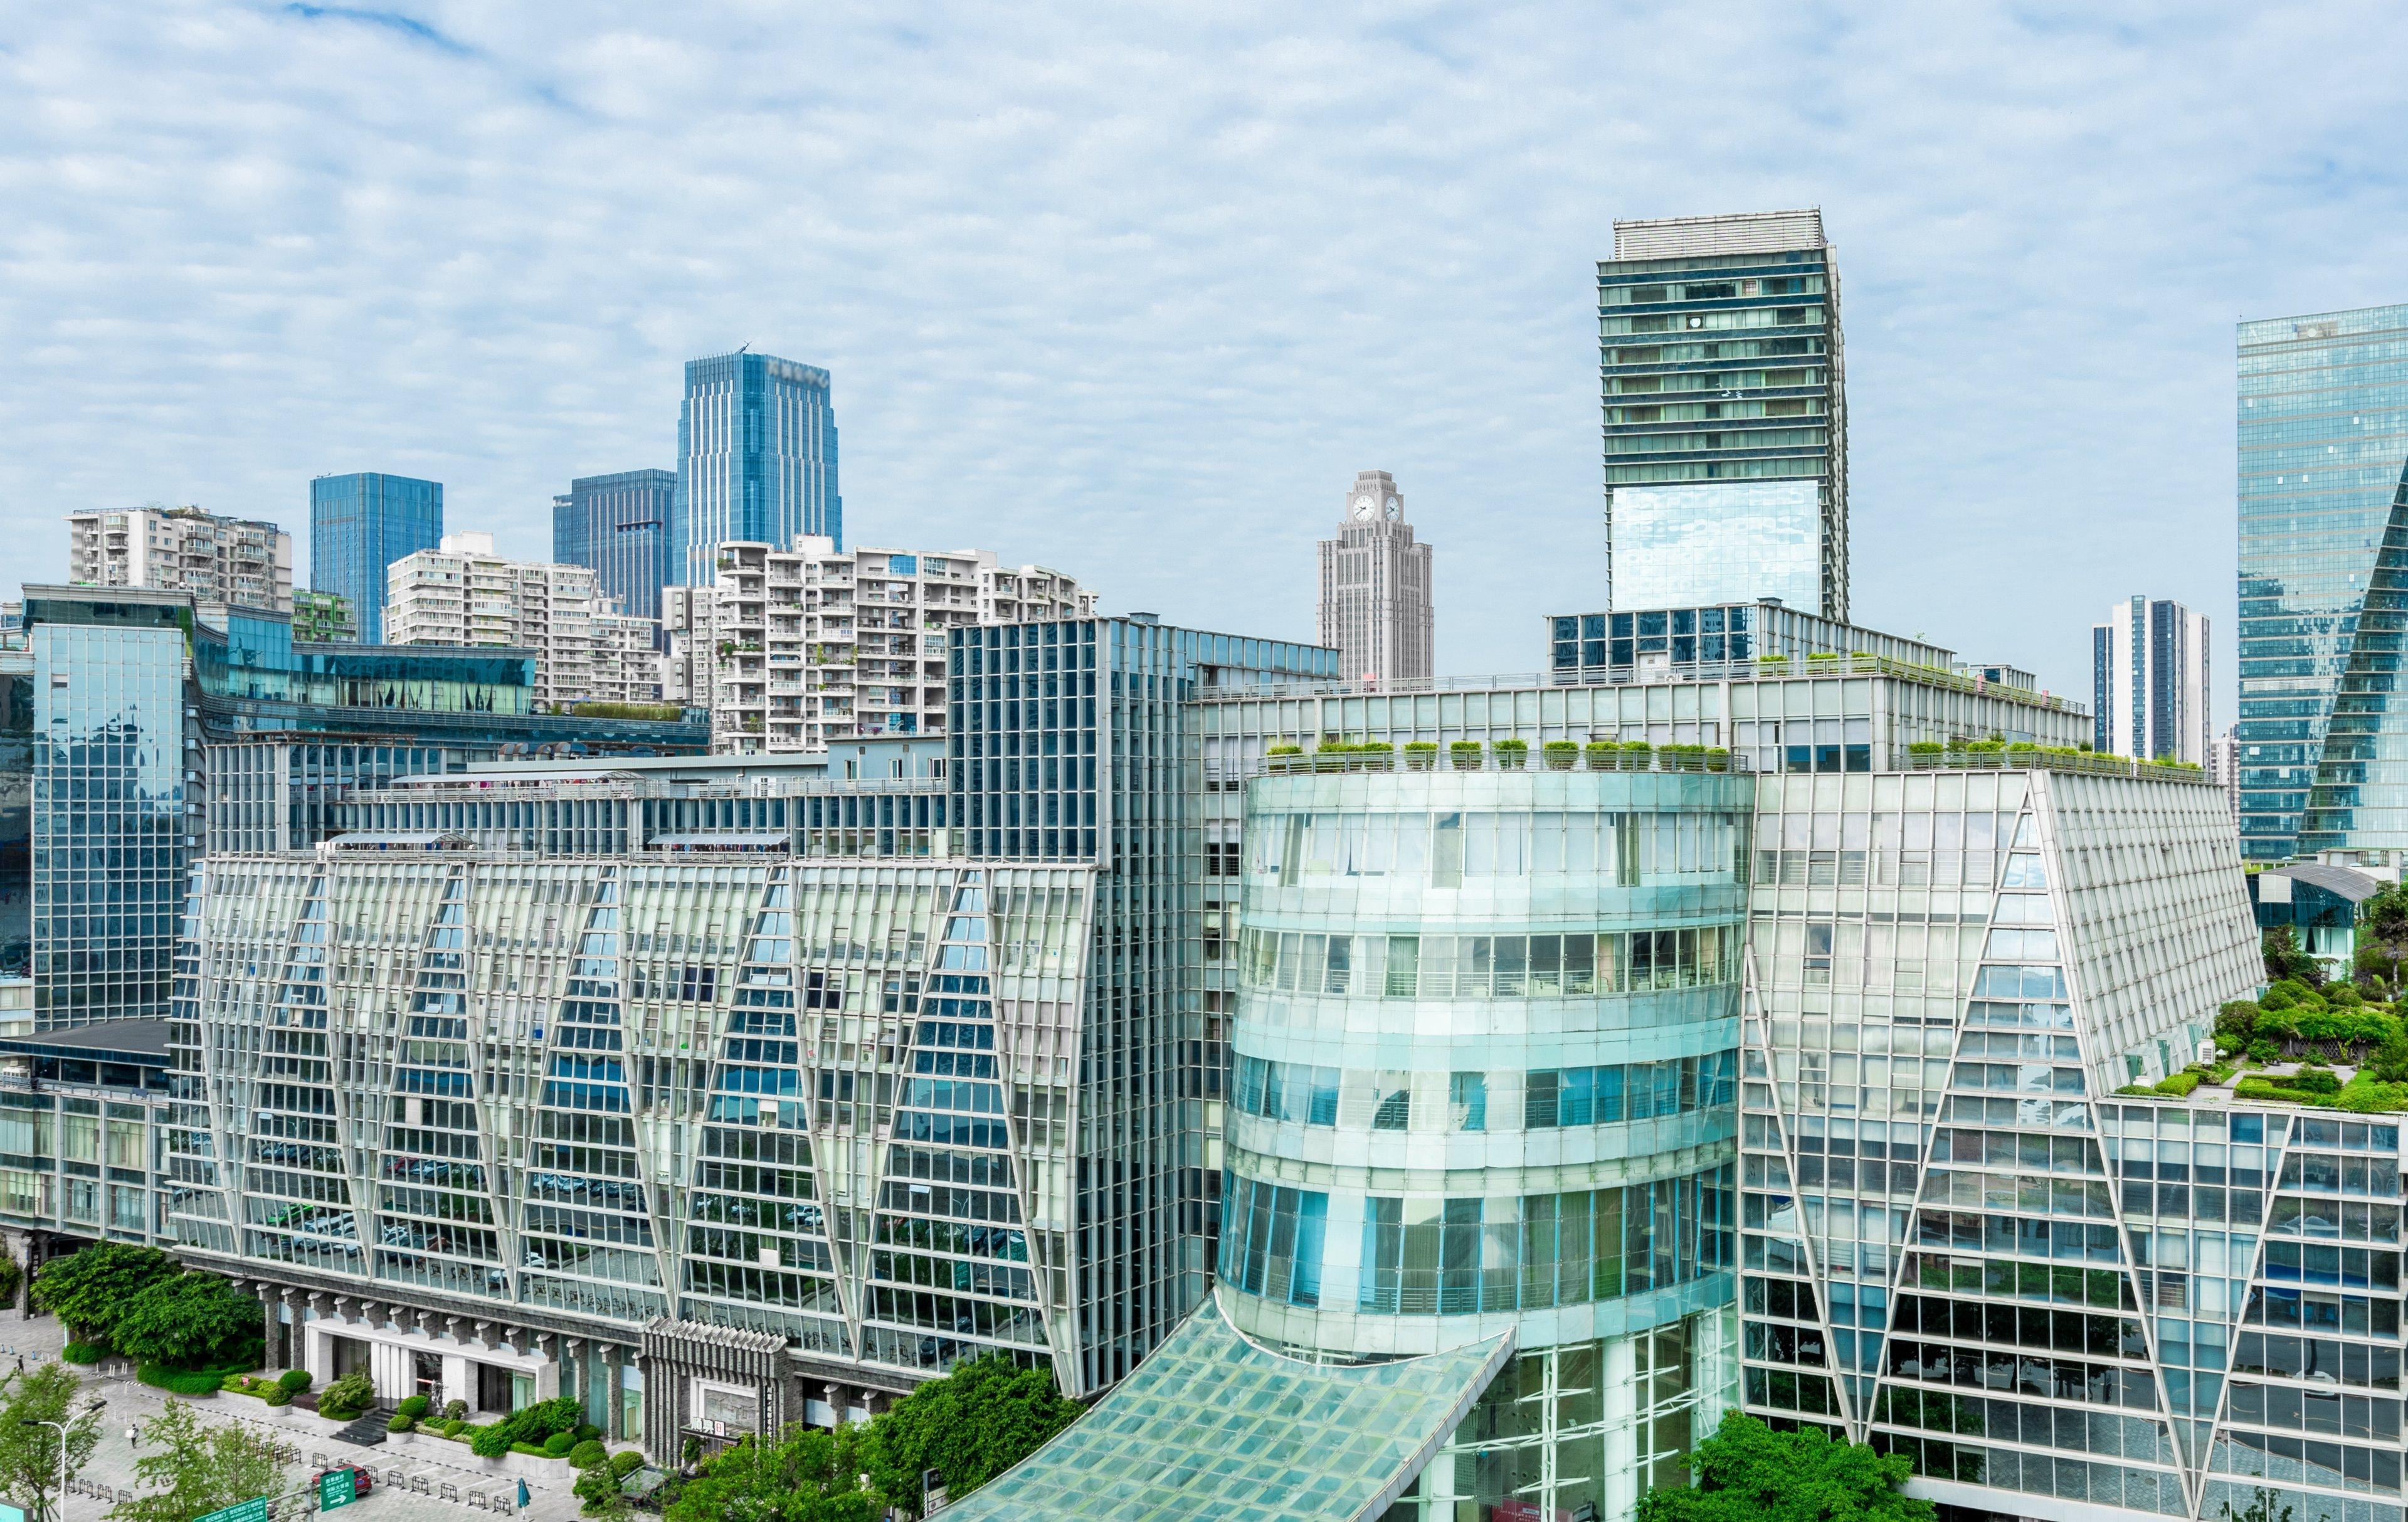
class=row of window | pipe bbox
[1220,1167,1734,1314]
[1248,809,1741,885]
[1229,1052,1737,1131]
[1238,928,1743,1000]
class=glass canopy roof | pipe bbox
[943,1291,1513,1522]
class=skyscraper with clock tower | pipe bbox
[1316,468,1435,687]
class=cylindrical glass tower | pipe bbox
[1221,766,1747,1521]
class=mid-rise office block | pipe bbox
[2238,305,2408,860]
[671,353,840,589]
[1548,601,1951,685]
[2095,595,2212,764]
[557,470,675,632]
[67,506,293,612]
[711,536,1093,755]
[387,534,659,709]
[1600,210,1847,620]
[312,473,442,645]
[291,590,358,643]
[7,584,705,1028]
[1318,471,1435,686]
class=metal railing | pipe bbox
[1903,748,2215,785]
[1262,748,1743,776]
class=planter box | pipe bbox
[1403,751,1437,771]
[1448,753,1481,771]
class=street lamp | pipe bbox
[34,1397,104,1522]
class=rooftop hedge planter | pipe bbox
[1496,740,1529,771]
[1449,741,1482,771]
[1583,742,1617,771]
[1617,742,1653,772]
[1543,741,1579,771]
[1404,743,1438,771]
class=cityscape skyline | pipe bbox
[13,7,2408,710]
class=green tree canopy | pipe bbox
[862,1355,1081,1511]
[1635,1412,1935,1522]
[27,1244,178,1346]
[107,1397,284,1522]
[0,1364,103,1522]
[111,1272,262,1370]
[2263,926,2325,988]
[664,1422,882,1522]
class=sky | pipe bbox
[6,2,2408,712]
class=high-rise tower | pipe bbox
[1316,470,1435,687]
[2091,595,2211,764]
[2238,304,2408,860]
[1598,209,1846,620]
[309,472,442,644]
[669,352,840,588]
[557,468,674,630]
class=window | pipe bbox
[1450,1073,1488,1132]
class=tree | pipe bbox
[0,1365,103,1522]
[2263,926,2325,988]
[2219,1486,2296,1522]
[27,1245,178,1346]
[111,1273,262,1370]
[862,1356,1080,1511]
[2362,883,2408,985]
[1635,1411,1934,1522]
[107,1398,284,1522]
[664,1422,883,1522]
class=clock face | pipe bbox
[1352,495,1377,520]
[1385,495,1401,517]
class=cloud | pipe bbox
[4,0,2407,712]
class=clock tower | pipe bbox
[1317,469,1435,687]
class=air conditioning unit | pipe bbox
[2198,1040,2217,1067]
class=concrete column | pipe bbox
[440,1353,472,1412]
[602,1345,625,1440]
[824,1382,843,1429]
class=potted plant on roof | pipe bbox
[1584,740,1619,770]
[1495,738,1529,770]
[1543,740,1579,771]
[1404,741,1439,772]
[1449,740,1482,771]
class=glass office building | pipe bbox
[2237,304,2408,860]
[1600,211,1847,621]
[671,353,840,589]
[310,472,443,645]
[557,469,675,630]
[8,586,707,1028]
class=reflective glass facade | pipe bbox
[33,618,193,1026]
[0,652,29,983]
[557,469,675,630]
[310,472,443,645]
[1546,603,1955,684]
[2237,304,2408,859]
[1223,769,1743,1521]
[671,354,840,588]
[1600,216,1846,621]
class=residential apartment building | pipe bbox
[556,470,675,631]
[311,472,441,645]
[2238,304,2408,861]
[658,586,710,708]
[671,352,840,589]
[292,589,358,643]
[1600,210,1847,620]
[708,536,1094,754]
[386,534,660,709]
[2095,595,2212,764]
[1318,470,1435,687]
[66,505,293,612]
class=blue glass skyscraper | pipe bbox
[670,352,840,587]
[556,469,674,628]
[310,472,442,644]
[2236,304,2408,860]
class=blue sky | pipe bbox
[6,2,2408,709]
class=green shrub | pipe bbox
[386,1412,415,1434]
[574,1464,623,1515]
[2330,983,2365,1008]
[2261,985,2299,1013]
[1402,741,1437,752]
[2155,1071,2204,1097]
[544,1430,578,1458]
[2291,1067,2343,1095]
[1265,744,1301,756]
[1448,741,1481,752]
[1543,741,1578,753]
[442,1420,467,1438]
[264,1385,291,1408]
[515,1442,554,1458]
[60,1342,102,1365]
[278,1369,314,1393]
[609,1449,644,1479]
[1907,742,1944,756]
[1494,739,1528,753]
[397,1393,431,1420]
[575,1424,602,1442]
[319,1371,376,1420]
[443,1398,468,1422]
[138,1363,231,1396]
[570,1439,608,1469]
[471,1424,513,1459]
[2248,1037,2281,1063]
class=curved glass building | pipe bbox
[1219,766,1745,1520]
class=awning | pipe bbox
[942,1291,1511,1522]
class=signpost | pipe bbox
[318,1469,359,1512]
[194,1499,270,1522]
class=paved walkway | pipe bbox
[0,1313,588,1522]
